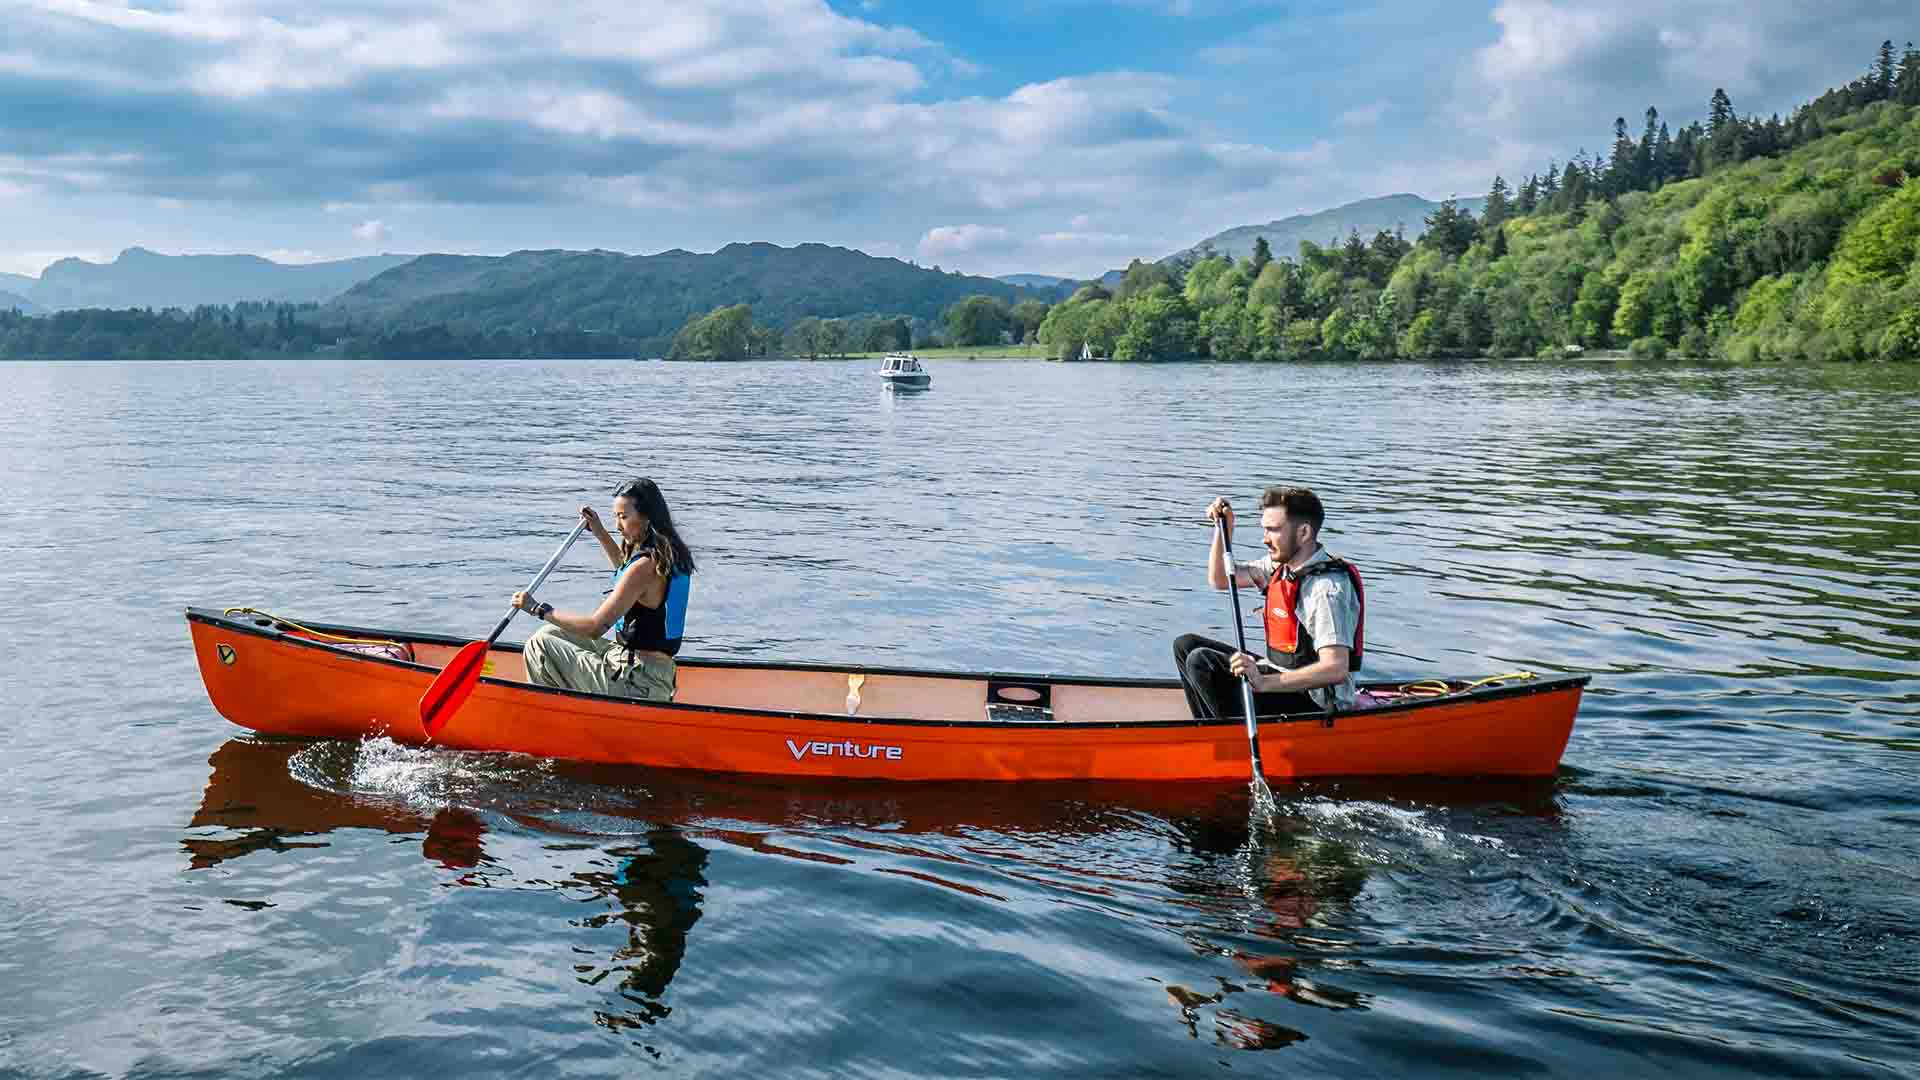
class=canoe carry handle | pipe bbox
[986,679,1054,723]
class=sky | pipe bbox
[0,0,1909,279]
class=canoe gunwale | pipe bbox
[186,606,1591,732]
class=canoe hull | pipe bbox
[186,608,1584,783]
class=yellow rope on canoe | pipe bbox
[222,607,407,651]
[1398,671,1538,697]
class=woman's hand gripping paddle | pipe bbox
[1217,512,1278,813]
[420,520,590,739]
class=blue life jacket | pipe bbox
[614,562,691,656]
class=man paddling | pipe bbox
[1174,486,1364,720]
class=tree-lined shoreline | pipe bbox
[5,40,1915,365]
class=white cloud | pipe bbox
[918,224,1014,260]
[1458,0,1893,166]
[24,0,939,99]
[352,220,391,243]
[1034,230,1133,248]
[1336,101,1389,128]
[19,1,1291,226]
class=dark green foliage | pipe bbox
[324,243,1035,358]
[1028,39,1920,365]
[669,304,761,361]
[1113,259,1177,300]
[1484,176,1512,230]
[945,295,1013,346]
[1249,236,1273,278]
[1010,299,1051,344]
[0,302,337,360]
[1422,199,1480,256]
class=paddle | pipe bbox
[420,520,590,739]
[1217,513,1277,810]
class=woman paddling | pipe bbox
[512,477,696,701]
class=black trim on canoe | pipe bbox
[186,606,1591,732]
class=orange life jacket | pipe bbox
[1263,556,1365,671]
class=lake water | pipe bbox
[2,357,1916,1076]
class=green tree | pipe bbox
[670,304,755,360]
[1572,272,1620,346]
[1114,289,1197,361]
[1606,116,1638,194]
[1899,42,1920,105]
[785,317,825,359]
[1637,106,1662,188]
[1483,175,1512,230]
[1247,260,1302,314]
[1397,309,1440,358]
[1422,198,1479,256]
[1828,178,1920,287]
[1249,236,1273,278]
[944,294,1011,346]
[819,318,848,357]
[1010,299,1050,343]
[863,316,910,352]
[1114,259,1176,300]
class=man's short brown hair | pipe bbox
[1259,485,1325,535]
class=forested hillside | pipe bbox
[1039,40,1920,363]
[324,242,1030,355]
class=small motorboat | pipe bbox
[878,352,932,387]
[186,607,1586,783]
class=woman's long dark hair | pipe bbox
[615,477,696,578]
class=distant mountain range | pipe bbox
[7,248,413,311]
[7,193,1492,330]
[994,273,1078,297]
[323,242,1040,353]
[1167,193,1489,264]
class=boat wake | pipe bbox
[287,736,656,836]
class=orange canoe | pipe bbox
[186,607,1586,782]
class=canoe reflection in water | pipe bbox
[185,737,710,1032]
[184,736,1560,1054]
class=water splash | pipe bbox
[1249,776,1280,825]
[1289,797,1510,862]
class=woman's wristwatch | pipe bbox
[534,601,555,621]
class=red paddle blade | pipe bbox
[420,640,491,738]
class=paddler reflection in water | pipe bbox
[513,477,696,701]
[1173,486,1364,719]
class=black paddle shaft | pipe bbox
[1217,514,1267,777]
